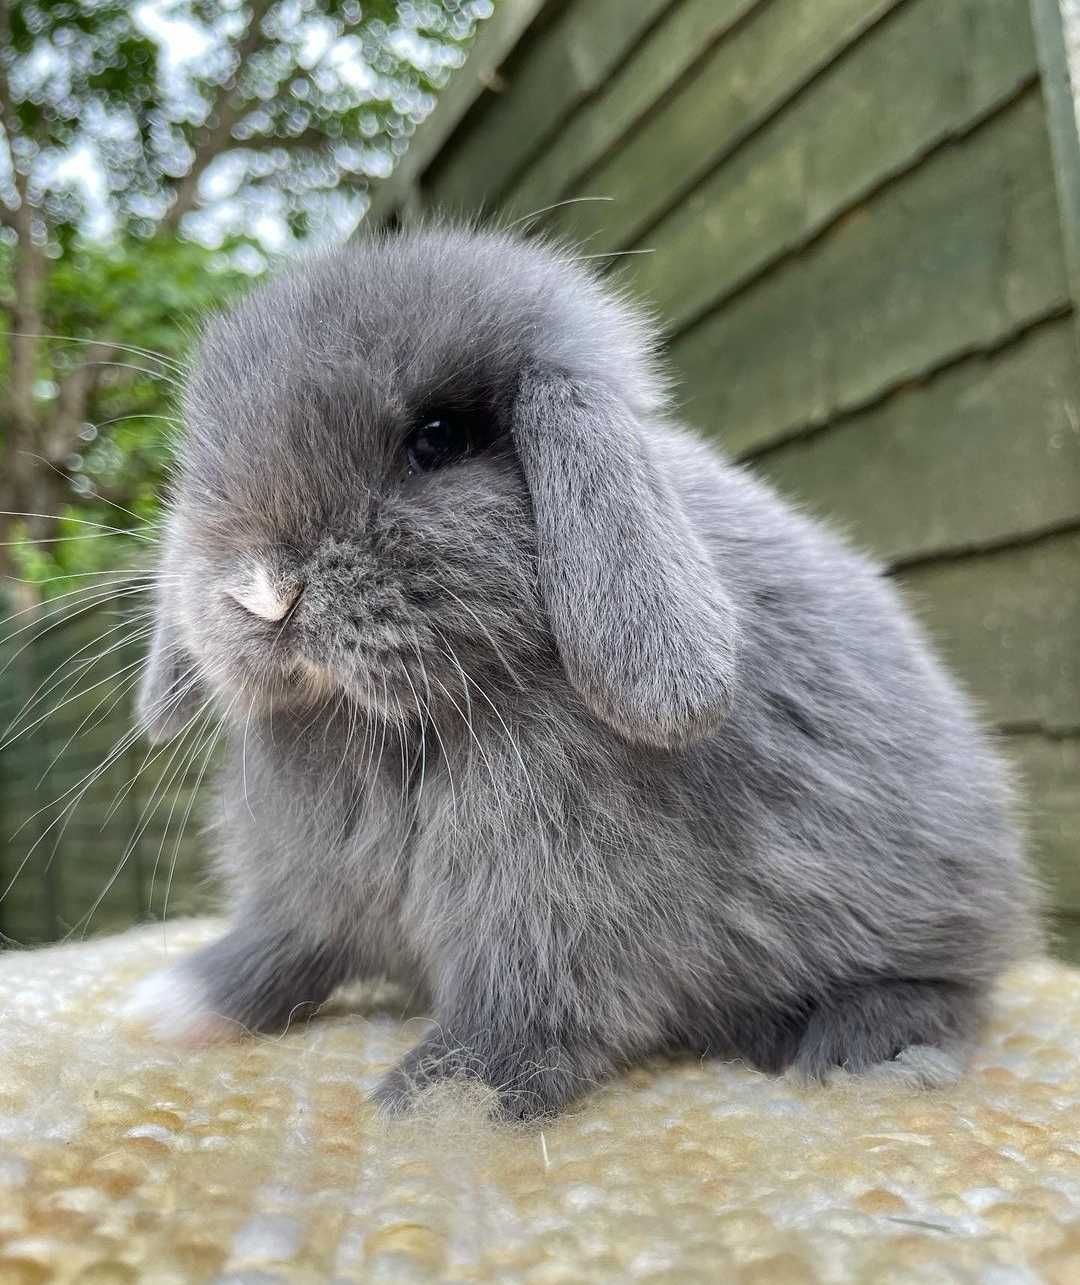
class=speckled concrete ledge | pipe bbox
[1,921,1079,1283]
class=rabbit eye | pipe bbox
[403,413,487,475]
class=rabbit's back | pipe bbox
[663,425,1036,995]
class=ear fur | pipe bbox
[514,370,740,748]
[137,606,204,744]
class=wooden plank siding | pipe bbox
[617,0,1040,337]
[0,610,213,945]
[895,528,1080,733]
[754,318,1080,567]
[501,0,766,220]
[421,0,677,213]
[667,89,1068,455]
[369,0,1080,944]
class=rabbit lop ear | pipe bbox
[514,370,740,749]
[137,600,204,744]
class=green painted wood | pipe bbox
[897,528,1080,732]
[1003,732,1080,916]
[1049,915,1080,965]
[754,319,1080,565]
[424,0,673,213]
[0,661,10,940]
[502,0,762,219]
[669,91,1069,456]
[549,0,904,252]
[0,604,215,945]
[0,653,44,942]
[620,0,1037,334]
[1030,0,1080,346]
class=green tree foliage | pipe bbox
[0,233,255,588]
[0,0,489,599]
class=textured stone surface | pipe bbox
[1,921,1079,1282]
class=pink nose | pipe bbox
[226,566,304,622]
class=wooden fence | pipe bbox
[371,0,1080,959]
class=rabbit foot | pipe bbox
[125,922,351,1043]
[373,1028,602,1121]
[792,979,978,1087]
[124,962,242,1045]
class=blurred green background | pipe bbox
[2,0,1080,956]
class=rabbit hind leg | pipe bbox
[791,978,980,1088]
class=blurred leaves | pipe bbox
[1,0,491,245]
[1,230,254,583]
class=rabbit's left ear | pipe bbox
[513,370,740,749]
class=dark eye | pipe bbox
[404,416,471,475]
[403,409,500,476]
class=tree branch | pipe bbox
[231,125,333,153]
[0,0,15,123]
[0,3,21,232]
[162,0,276,232]
[3,180,45,455]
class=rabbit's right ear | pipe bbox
[137,604,204,744]
[513,369,740,749]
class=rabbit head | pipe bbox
[139,227,739,750]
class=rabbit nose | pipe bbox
[226,565,304,622]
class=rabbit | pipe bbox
[126,224,1039,1120]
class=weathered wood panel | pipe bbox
[1004,731,1080,915]
[548,0,905,251]
[424,0,673,213]
[753,319,1080,564]
[897,528,1080,732]
[620,0,1037,334]
[503,0,762,219]
[669,90,1069,455]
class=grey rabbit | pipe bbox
[127,225,1039,1119]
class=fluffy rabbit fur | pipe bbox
[129,226,1038,1119]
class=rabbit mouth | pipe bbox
[287,654,338,701]
[278,645,424,720]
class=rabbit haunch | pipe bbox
[127,227,1038,1120]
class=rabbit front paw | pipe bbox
[123,963,242,1045]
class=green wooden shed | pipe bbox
[370,0,1080,956]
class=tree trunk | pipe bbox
[161,0,274,231]
[0,183,47,612]
[1,1,48,610]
